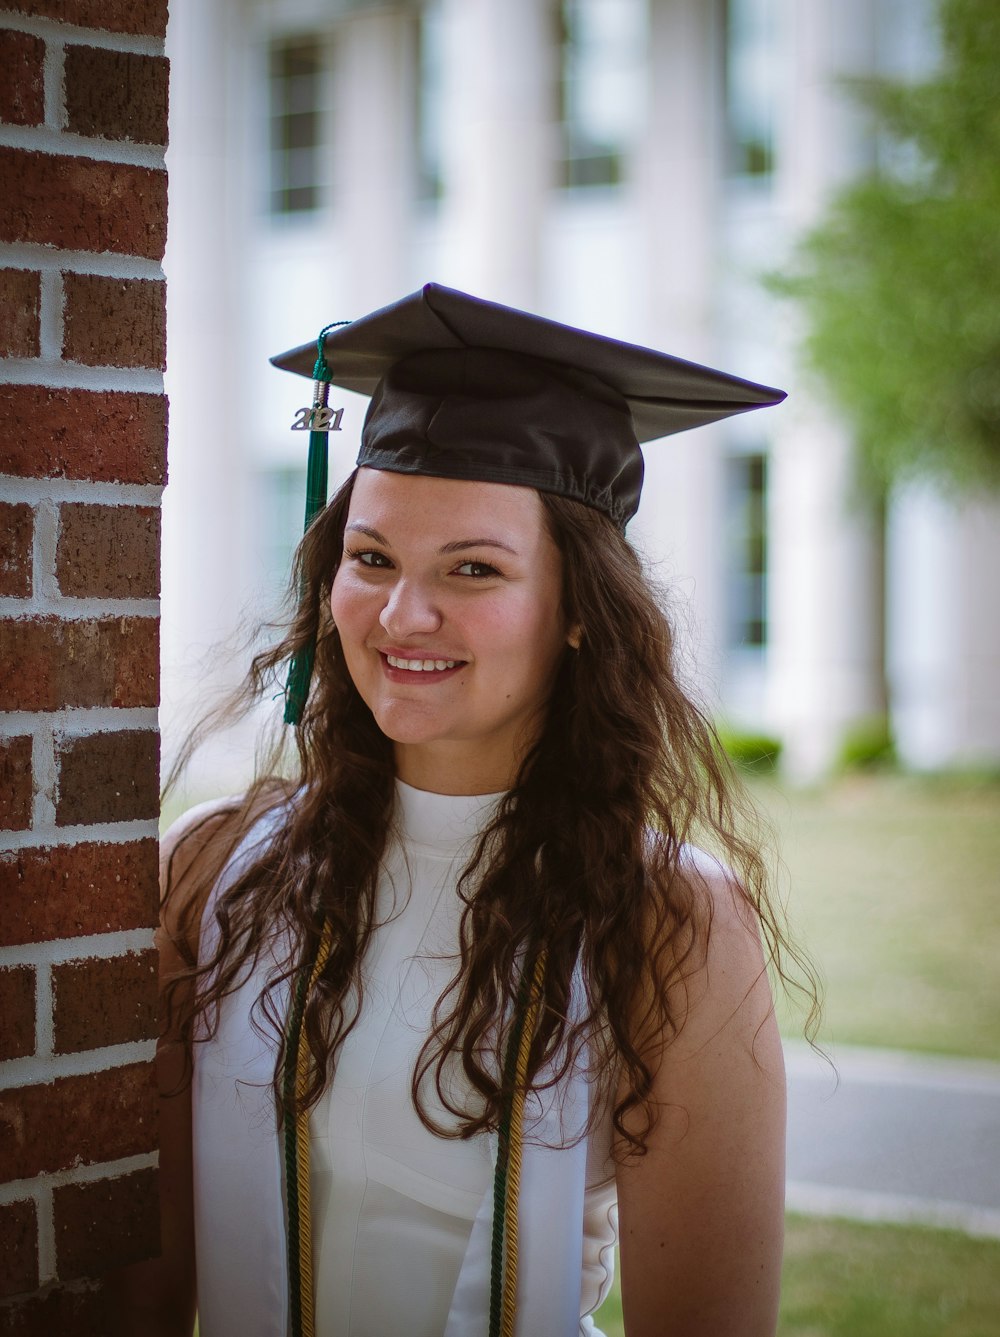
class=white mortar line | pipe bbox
[27,493,42,603]
[0,358,163,393]
[0,1039,157,1091]
[0,707,159,733]
[33,960,53,1061]
[0,928,156,970]
[0,1151,159,1208]
[33,494,59,602]
[44,31,64,132]
[0,816,159,852]
[0,478,163,506]
[0,243,164,280]
[0,594,160,618]
[31,727,57,829]
[0,122,167,170]
[0,11,166,57]
[37,267,63,362]
[34,1181,56,1285]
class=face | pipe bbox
[329,468,576,795]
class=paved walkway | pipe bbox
[785,1041,1000,1238]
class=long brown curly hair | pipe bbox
[164,468,819,1158]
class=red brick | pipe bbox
[0,1281,116,1335]
[0,966,35,1061]
[62,274,166,371]
[65,47,168,147]
[0,1062,157,1180]
[0,31,45,128]
[0,149,167,260]
[0,735,33,832]
[54,1167,158,1280]
[56,503,160,599]
[0,269,41,358]
[0,385,166,484]
[0,502,33,598]
[55,730,159,827]
[7,1,167,38]
[53,948,157,1053]
[0,1200,37,1299]
[0,617,158,712]
[0,839,158,948]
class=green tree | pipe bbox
[774,0,1000,492]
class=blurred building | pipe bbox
[162,0,1000,786]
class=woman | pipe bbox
[119,285,811,1337]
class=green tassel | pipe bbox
[283,322,350,726]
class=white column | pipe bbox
[768,407,886,780]
[765,0,887,780]
[631,0,727,708]
[334,7,417,310]
[436,0,554,306]
[889,487,1000,770]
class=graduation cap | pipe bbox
[271,282,786,720]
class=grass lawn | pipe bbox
[752,774,1000,1060]
[593,1213,1000,1337]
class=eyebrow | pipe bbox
[346,522,519,557]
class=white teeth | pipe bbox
[386,654,459,672]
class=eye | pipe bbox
[455,560,502,579]
[346,547,393,569]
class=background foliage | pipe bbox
[773,0,1000,492]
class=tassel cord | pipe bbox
[489,948,548,1337]
[283,919,335,1337]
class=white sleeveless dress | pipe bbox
[192,780,619,1337]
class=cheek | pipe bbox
[329,570,371,638]
[486,597,567,680]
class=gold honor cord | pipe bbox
[285,933,546,1337]
[285,919,334,1337]
[500,949,547,1337]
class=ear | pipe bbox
[566,623,583,651]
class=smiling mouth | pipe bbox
[384,653,464,672]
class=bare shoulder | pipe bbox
[160,795,244,883]
[665,844,776,1056]
[159,796,246,966]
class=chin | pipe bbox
[370,704,451,747]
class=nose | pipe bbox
[378,577,443,639]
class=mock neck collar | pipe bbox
[393,779,505,856]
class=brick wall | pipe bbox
[0,2,168,1329]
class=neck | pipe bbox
[393,741,519,796]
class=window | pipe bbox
[725,451,768,648]
[557,0,644,189]
[269,36,327,215]
[724,0,779,180]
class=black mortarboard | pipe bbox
[270,283,785,722]
[270,282,785,531]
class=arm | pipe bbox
[106,799,240,1336]
[615,863,786,1337]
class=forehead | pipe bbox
[347,467,551,547]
